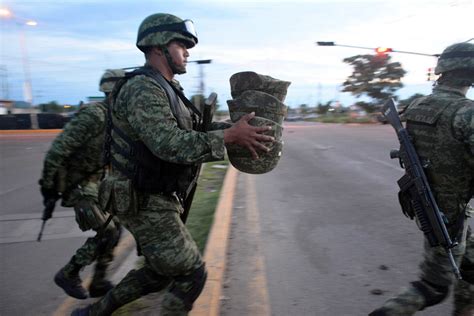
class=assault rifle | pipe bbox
[37,196,59,242]
[382,98,461,279]
[180,92,218,223]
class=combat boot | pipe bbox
[89,262,114,298]
[54,258,88,300]
[369,280,449,316]
[70,305,91,316]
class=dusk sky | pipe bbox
[1,0,473,108]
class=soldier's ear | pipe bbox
[153,46,164,56]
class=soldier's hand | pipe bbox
[39,183,59,206]
[224,112,275,160]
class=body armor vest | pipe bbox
[105,67,201,197]
[404,94,473,204]
[64,101,107,189]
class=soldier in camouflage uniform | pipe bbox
[71,13,274,316]
[369,42,474,315]
[39,69,125,299]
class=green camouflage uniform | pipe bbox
[370,84,474,316]
[40,101,120,288]
[91,69,229,315]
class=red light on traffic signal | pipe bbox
[375,47,393,54]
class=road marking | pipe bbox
[191,165,238,316]
[244,174,271,316]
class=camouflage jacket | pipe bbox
[100,69,229,214]
[40,102,107,192]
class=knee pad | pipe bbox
[460,268,474,284]
[412,280,449,308]
[170,264,207,311]
[124,268,171,296]
[460,257,474,285]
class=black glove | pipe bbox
[39,179,59,206]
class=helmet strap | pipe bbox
[163,46,186,75]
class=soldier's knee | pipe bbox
[412,280,449,308]
[460,265,474,284]
[124,268,171,296]
[170,264,207,311]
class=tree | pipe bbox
[316,101,331,114]
[342,54,406,113]
[38,101,62,113]
[299,103,309,114]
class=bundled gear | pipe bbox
[226,71,290,174]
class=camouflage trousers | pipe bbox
[66,181,120,268]
[89,193,205,316]
[372,223,474,316]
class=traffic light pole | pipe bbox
[315,41,439,57]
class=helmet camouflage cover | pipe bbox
[136,13,198,52]
[226,71,291,174]
[435,42,474,75]
[99,69,126,93]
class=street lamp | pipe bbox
[1,7,37,106]
[316,41,439,57]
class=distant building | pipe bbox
[0,99,38,114]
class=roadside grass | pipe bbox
[308,114,375,124]
[186,159,229,252]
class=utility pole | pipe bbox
[0,65,9,99]
[190,59,212,113]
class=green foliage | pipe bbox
[342,54,406,112]
[354,101,376,114]
[311,113,373,124]
[38,101,77,113]
[316,101,331,114]
[299,103,309,114]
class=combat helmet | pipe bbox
[435,42,474,75]
[99,69,126,93]
[136,13,198,52]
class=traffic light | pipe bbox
[427,68,432,81]
[375,47,393,55]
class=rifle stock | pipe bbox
[382,98,461,279]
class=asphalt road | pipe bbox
[1,124,470,316]
[0,132,97,316]
[221,122,464,316]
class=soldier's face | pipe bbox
[167,41,189,73]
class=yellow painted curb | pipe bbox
[191,165,238,316]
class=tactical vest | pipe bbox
[63,101,107,188]
[404,94,472,203]
[104,67,201,197]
